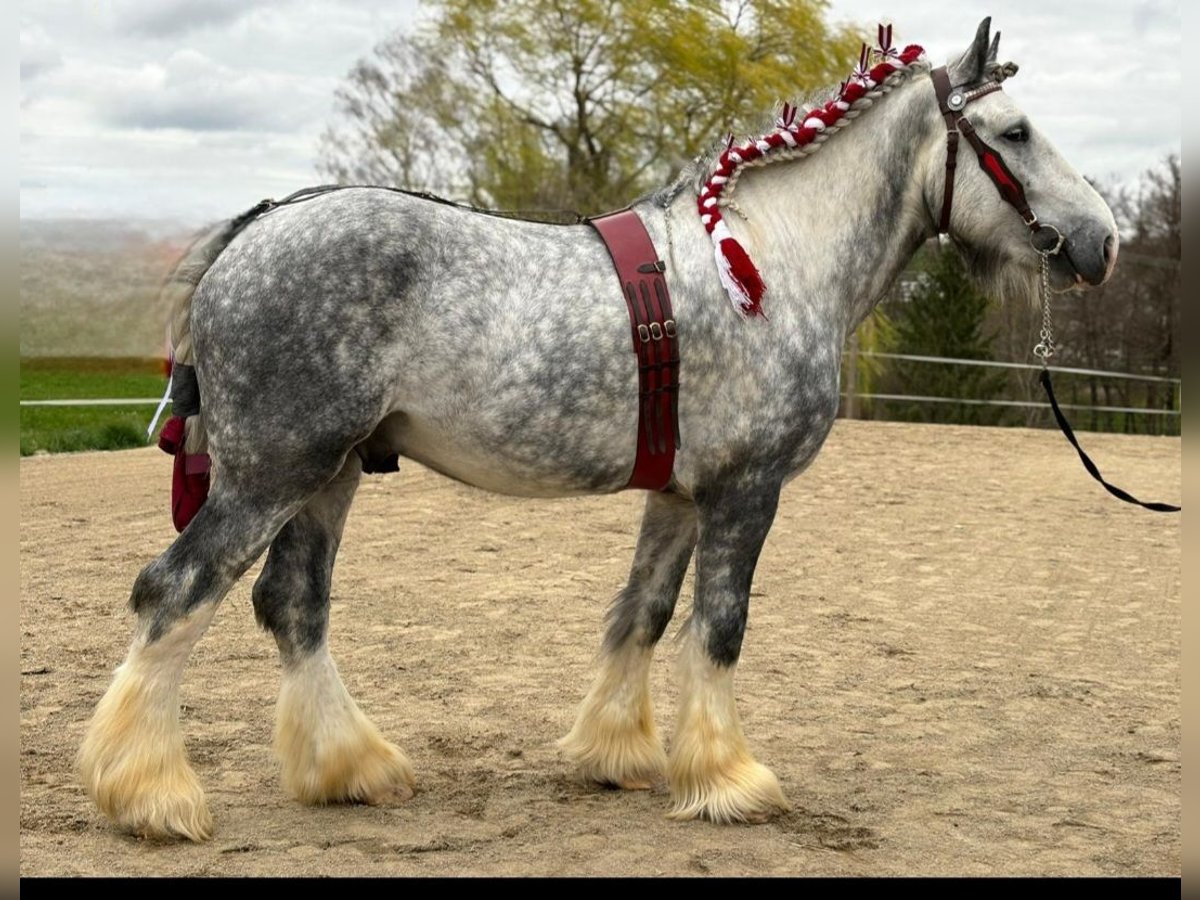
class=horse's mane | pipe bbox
[651,56,933,210]
[651,39,931,316]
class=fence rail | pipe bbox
[20,355,1183,426]
[841,351,1180,428]
[850,351,1181,385]
[843,392,1180,417]
[20,398,163,407]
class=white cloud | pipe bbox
[19,24,62,81]
[20,0,423,220]
[85,49,325,133]
[110,0,284,37]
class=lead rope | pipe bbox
[1033,248,1180,513]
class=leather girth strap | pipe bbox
[588,209,680,491]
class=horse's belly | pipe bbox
[382,412,633,498]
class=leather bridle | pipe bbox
[930,65,1064,256]
[929,65,1179,513]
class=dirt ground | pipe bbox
[19,420,1180,876]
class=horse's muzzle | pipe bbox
[1065,224,1118,286]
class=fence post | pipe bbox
[843,332,859,419]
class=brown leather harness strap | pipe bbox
[588,209,680,491]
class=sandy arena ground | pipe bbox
[19,420,1180,876]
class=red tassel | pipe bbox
[869,62,895,83]
[172,450,210,533]
[158,415,185,455]
[719,238,766,316]
[842,82,867,103]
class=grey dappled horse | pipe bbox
[79,19,1117,840]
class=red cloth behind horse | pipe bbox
[158,414,210,532]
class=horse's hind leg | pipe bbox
[252,456,414,807]
[78,485,301,841]
[667,478,789,823]
[560,492,697,789]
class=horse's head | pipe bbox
[926,18,1118,302]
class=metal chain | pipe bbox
[1032,250,1056,365]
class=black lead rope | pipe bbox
[1039,368,1180,513]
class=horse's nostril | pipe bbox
[1103,234,1115,268]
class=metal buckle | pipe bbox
[649,322,663,341]
[663,319,677,338]
[637,324,651,343]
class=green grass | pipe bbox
[20,357,169,455]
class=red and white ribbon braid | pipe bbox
[698,38,926,318]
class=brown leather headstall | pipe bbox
[930,66,1063,255]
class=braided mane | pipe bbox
[697,30,928,317]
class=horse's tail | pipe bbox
[162,221,226,453]
[164,201,271,454]
[159,202,270,531]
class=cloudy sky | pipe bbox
[20,0,1179,224]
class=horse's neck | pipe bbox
[710,78,937,339]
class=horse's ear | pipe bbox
[949,17,992,85]
[987,31,1002,65]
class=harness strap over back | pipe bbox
[588,209,680,491]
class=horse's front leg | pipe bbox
[560,491,697,789]
[668,476,789,823]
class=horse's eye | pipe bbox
[1003,125,1030,143]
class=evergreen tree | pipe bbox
[887,246,1008,425]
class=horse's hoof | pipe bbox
[279,717,416,808]
[558,717,668,793]
[78,653,214,843]
[562,749,668,794]
[81,753,213,842]
[363,779,415,806]
[124,786,214,842]
[666,757,789,825]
